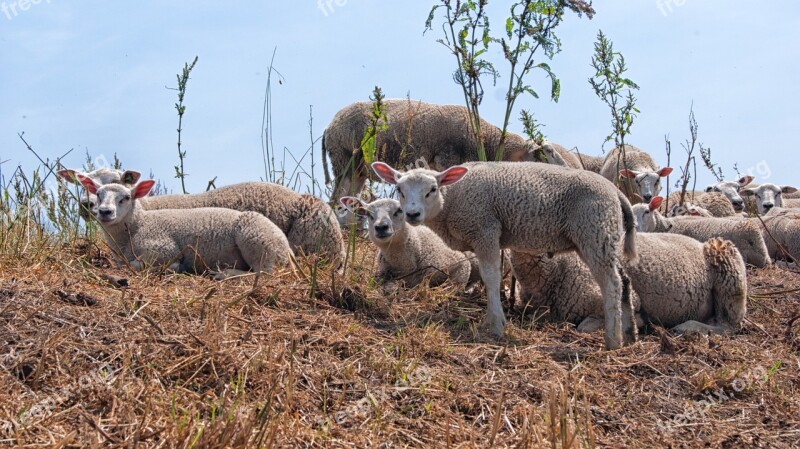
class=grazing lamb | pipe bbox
[322,100,542,202]
[511,233,747,335]
[371,161,638,349]
[660,190,737,217]
[77,176,292,278]
[340,197,476,291]
[599,145,672,204]
[741,183,799,214]
[57,168,141,219]
[704,176,754,212]
[632,197,770,267]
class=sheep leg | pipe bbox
[576,317,604,333]
[475,246,506,338]
[582,256,626,349]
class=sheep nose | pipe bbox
[642,194,653,202]
[406,211,421,221]
[98,208,113,217]
[374,224,389,234]
[763,203,773,211]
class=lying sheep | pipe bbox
[665,202,714,218]
[77,176,293,278]
[60,170,345,267]
[576,153,606,173]
[704,176,754,212]
[752,209,800,262]
[633,197,770,267]
[340,197,477,291]
[741,183,799,214]
[661,190,736,217]
[57,168,141,219]
[372,161,638,349]
[322,99,541,202]
[599,145,672,204]
[511,233,747,335]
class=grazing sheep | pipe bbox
[741,183,799,214]
[599,145,672,203]
[661,190,737,217]
[57,168,141,219]
[77,177,293,278]
[371,161,638,349]
[704,176,754,212]
[511,233,747,335]
[632,197,770,267]
[340,197,476,291]
[322,99,541,202]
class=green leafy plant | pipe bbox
[172,56,198,194]
[360,86,389,165]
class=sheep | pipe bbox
[76,176,293,278]
[371,160,638,349]
[598,145,672,204]
[665,202,714,218]
[632,197,770,267]
[322,99,542,202]
[703,176,754,212]
[660,190,737,217]
[57,168,141,219]
[750,209,800,263]
[741,183,799,214]
[511,233,747,335]
[60,170,345,267]
[575,153,606,173]
[539,142,582,169]
[339,197,477,291]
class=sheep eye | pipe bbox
[425,186,437,198]
[394,208,403,216]
[397,188,404,198]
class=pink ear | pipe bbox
[339,196,369,217]
[122,170,141,184]
[689,209,701,216]
[132,180,156,199]
[649,196,663,211]
[619,169,637,179]
[657,167,673,177]
[436,166,468,186]
[57,169,80,184]
[781,186,798,194]
[76,174,99,194]
[372,162,401,185]
[739,175,754,187]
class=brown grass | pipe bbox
[1,236,799,448]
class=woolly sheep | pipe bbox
[371,161,638,349]
[340,197,477,291]
[575,153,606,173]
[322,99,541,202]
[665,201,714,218]
[753,209,800,262]
[741,183,799,214]
[77,177,293,278]
[511,233,747,335]
[660,190,736,217]
[599,145,672,203]
[57,168,141,219]
[703,176,754,212]
[632,197,770,267]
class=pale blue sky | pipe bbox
[2,1,798,197]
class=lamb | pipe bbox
[371,161,638,349]
[340,197,476,291]
[60,170,345,267]
[599,145,672,203]
[511,233,747,335]
[57,168,141,219]
[322,99,541,202]
[632,197,770,267]
[703,176,754,212]
[741,183,799,214]
[77,176,293,278]
[660,190,737,217]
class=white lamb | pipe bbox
[632,197,770,267]
[372,161,638,349]
[77,176,293,278]
[599,145,672,204]
[340,197,476,291]
[58,168,141,219]
[511,233,747,335]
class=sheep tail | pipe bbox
[618,190,637,260]
[321,130,331,186]
[704,238,747,331]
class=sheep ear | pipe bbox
[57,169,81,184]
[339,197,369,217]
[688,208,702,216]
[132,180,156,199]
[436,166,468,186]
[122,170,141,184]
[739,176,754,187]
[649,196,663,211]
[704,186,715,192]
[741,189,755,197]
[657,167,673,177]
[781,186,798,194]
[619,169,637,179]
[76,175,99,194]
[371,162,402,185]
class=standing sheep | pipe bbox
[340,197,476,291]
[632,197,770,267]
[77,177,293,278]
[371,161,638,349]
[599,145,672,203]
[511,233,747,335]
[322,99,540,202]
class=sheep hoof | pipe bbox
[576,317,604,333]
[481,311,507,338]
[671,321,716,335]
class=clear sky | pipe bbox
[2,1,798,197]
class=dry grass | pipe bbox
[1,236,799,448]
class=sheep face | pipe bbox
[340,197,406,245]
[371,162,468,226]
[619,168,672,203]
[704,176,753,211]
[631,196,664,232]
[742,183,798,214]
[58,168,142,219]
[76,176,154,225]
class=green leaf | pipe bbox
[506,17,514,37]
